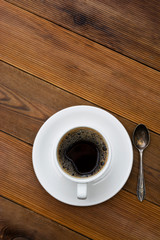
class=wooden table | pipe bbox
[0,1,160,239]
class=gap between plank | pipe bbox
[1,130,32,147]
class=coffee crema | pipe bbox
[57,127,108,178]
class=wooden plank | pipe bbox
[0,132,160,240]
[1,61,160,205]
[0,1,160,133]
[6,0,160,70]
[0,197,89,240]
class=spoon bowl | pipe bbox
[133,124,150,150]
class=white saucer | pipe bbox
[32,106,133,206]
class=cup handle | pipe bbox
[77,183,87,199]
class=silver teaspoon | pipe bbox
[132,124,150,202]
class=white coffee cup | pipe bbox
[55,126,111,200]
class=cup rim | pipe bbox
[55,126,112,183]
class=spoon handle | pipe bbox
[137,150,146,202]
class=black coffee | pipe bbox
[65,141,99,175]
[57,127,108,178]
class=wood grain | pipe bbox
[0,197,88,240]
[1,1,160,133]
[0,131,160,240]
[1,61,160,205]
[6,0,160,70]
